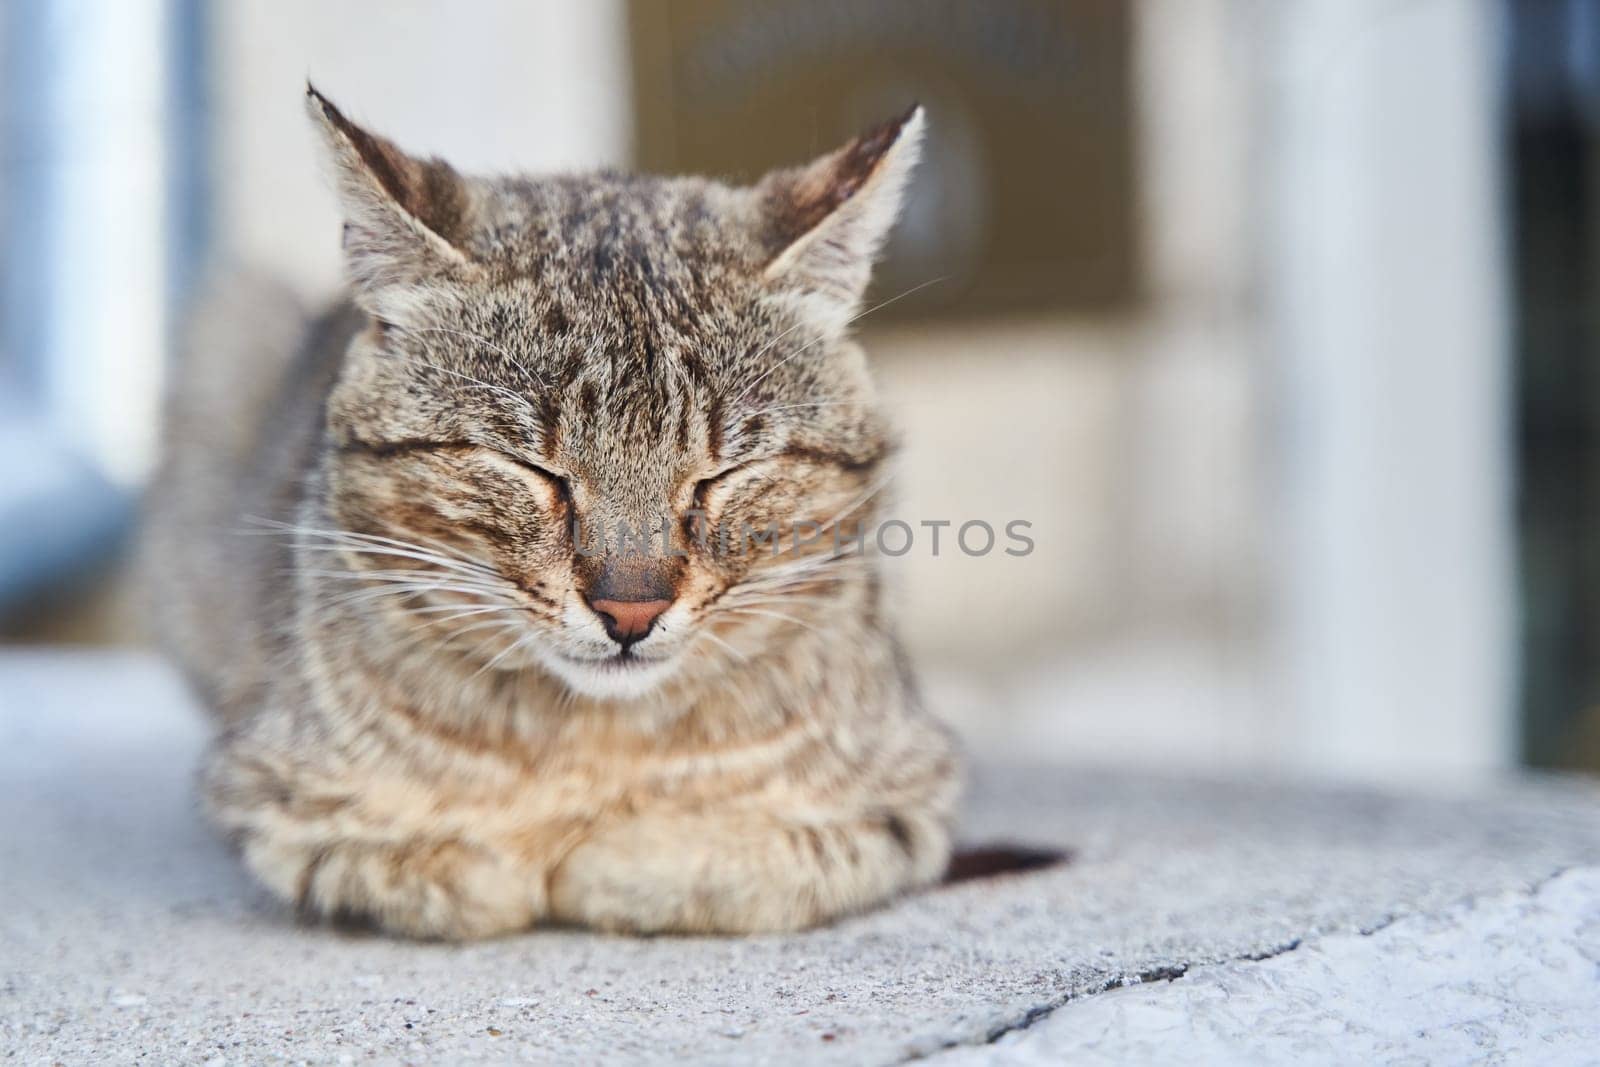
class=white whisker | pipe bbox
[716,606,823,636]
[412,359,539,411]
[471,630,534,678]
[405,325,549,390]
[695,628,747,664]
[243,517,503,578]
[299,566,514,594]
[718,592,835,611]
[735,276,947,403]
[391,603,514,624]
[316,577,511,610]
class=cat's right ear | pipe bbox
[755,106,925,332]
[305,84,480,309]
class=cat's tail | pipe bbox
[142,267,310,714]
[164,267,310,469]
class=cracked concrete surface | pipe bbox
[931,867,1600,1065]
[5,650,1600,1065]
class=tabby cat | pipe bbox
[147,86,960,938]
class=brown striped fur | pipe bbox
[146,87,958,938]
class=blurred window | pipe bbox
[0,0,205,616]
[628,0,1137,320]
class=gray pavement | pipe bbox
[4,650,1600,1065]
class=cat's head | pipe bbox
[305,86,922,701]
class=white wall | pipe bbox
[1262,0,1513,780]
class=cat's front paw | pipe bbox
[243,832,543,940]
[549,828,812,935]
[548,813,925,935]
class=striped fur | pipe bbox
[146,88,958,938]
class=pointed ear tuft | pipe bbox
[305,83,477,303]
[758,105,926,324]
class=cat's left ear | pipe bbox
[305,84,480,309]
[757,106,925,329]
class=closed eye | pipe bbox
[489,450,571,500]
[693,462,762,508]
[341,438,570,499]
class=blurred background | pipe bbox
[1,0,1595,784]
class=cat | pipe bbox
[145,85,961,939]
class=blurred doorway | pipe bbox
[1510,0,1600,770]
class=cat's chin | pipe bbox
[537,649,683,702]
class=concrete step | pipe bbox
[4,650,1598,1064]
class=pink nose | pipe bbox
[586,597,672,644]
